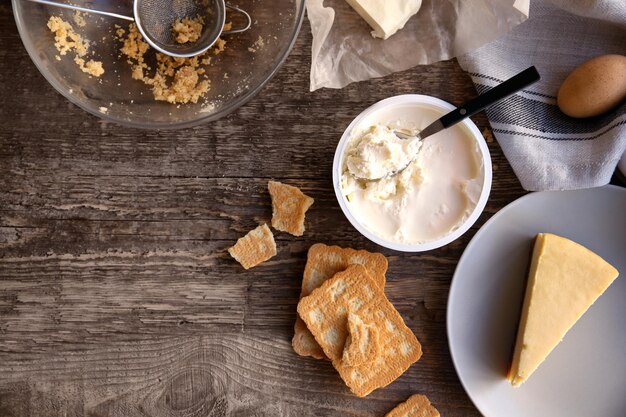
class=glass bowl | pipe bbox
[12,0,304,129]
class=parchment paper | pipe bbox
[307,0,529,90]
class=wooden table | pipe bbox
[0,2,534,415]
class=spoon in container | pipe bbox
[27,0,251,58]
[349,66,541,181]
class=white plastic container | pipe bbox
[333,94,493,252]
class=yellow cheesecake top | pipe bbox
[508,233,619,387]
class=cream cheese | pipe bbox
[346,124,421,180]
[341,113,484,244]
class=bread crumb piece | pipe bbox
[212,38,226,55]
[482,128,495,143]
[47,16,104,77]
[74,57,105,77]
[73,11,86,27]
[200,102,216,113]
[248,35,265,53]
[99,106,108,113]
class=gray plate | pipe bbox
[447,185,626,417]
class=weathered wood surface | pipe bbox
[0,2,535,416]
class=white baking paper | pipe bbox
[307,0,529,90]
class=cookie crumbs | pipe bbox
[152,66,209,104]
[73,11,86,27]
[200,102,216,113]
[247,36,264,53]
[74,57,105,77]
[212,38,226,55]
[172,16,204,44]
[482,128,495,143]
[119,21,227,104]
[47,16,104,77]
[47,16,88,56]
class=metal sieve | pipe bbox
[26,0,251,58]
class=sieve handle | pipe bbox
[25,0,134,21]
[222,4,251,34]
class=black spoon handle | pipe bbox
[419,66,541,140]
[442,66,540,127]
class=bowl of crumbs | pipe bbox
[12,0,304,129]
[333,94,492,252]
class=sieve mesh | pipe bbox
[134,0,224,57]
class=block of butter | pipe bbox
[345,0,422,39]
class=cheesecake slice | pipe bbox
[507,233,619,387]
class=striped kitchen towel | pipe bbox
[458,0,626,191]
